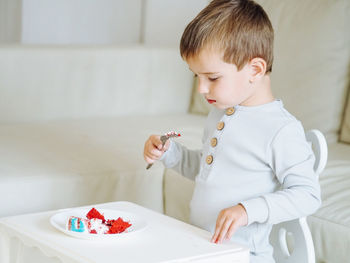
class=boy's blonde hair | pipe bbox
[180,0,274,73]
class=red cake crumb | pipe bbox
[108,217,132,234]
[86,208,105,223]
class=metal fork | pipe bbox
[146,131,181,170]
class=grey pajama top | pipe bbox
[160,100,321,263]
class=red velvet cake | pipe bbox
[66,207,132,234]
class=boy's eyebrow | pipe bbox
[188,68,220,74]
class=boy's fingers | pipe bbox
[145,148,162,160]
[163,139,171,151]
[211,229,219,243]
[145,137,162,153]
[216,218,232,243]
[225,221,239,241]
[144,135,166,166]
[211,232,218,243]
[149,151,162,160]
[211,216,225,243]
[150,135,163,150]
[144,153,156,162]
[144,156,155,164]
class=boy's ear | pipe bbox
[249,57,267,82]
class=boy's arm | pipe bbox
[160,140,202,181]
[240,121,322,226]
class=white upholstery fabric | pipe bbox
[164,169,194,223]
[0,114,205,218]
[340,97,350,143]
[0,45,192,122]
[261,0,350,139]
[0,0,21,42]
[308,145,350,263]
[327,142,350,163]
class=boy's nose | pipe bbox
[197,80,209,94]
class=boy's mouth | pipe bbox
[207,99,216,104]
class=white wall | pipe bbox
[0,0,209,46]
[143,0,209,46]
[0,0,21,43]
[21,0,142,45]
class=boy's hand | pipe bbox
[143,135,171,165]
[211,204,248,244]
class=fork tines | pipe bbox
[165,131,181,138]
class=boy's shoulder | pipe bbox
[257,99,298,125]
[247,100,306,144]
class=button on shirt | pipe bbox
[160,100,321,263]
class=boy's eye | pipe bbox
[208,77,219,81]
[193,74,198,78]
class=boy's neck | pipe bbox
[240,74,274,107]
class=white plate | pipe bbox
[50,208,147,239]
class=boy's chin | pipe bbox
[212,104,230,110]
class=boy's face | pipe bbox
[187,49,257,109]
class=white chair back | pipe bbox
[269,129,327,263]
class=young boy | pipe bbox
[144,0,321,262]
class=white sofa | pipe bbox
[0,45,197,216]
[1,1,350,263]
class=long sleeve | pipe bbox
[160,140,202,181]
[241,121,322,225]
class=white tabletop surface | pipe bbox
[0,201,249,263]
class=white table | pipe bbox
[0,201,249,263]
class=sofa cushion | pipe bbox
[0,46,192,122]
[308,149,350,263]
[189,0,350,143]
[327,141,350,162]
[0,114,206,217]
[340,94,350,143]
[164,169,194,223]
